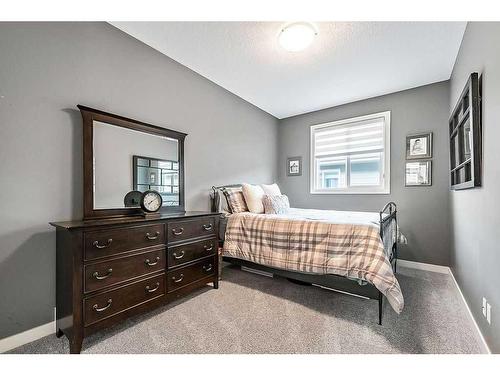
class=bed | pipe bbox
[210,185,404,324]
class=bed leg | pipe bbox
[378,292,383,325]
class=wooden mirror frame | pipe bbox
[78,105,187,220]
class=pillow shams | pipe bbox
[214,187,230,214]
[260,183,282,196]
[263,194,290,214]
[241,183,265,213]
[223,187,248,213]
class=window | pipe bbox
[310,111,390,194]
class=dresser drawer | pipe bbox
[168,238,216,269]
[167,217,215,243]
[84,224,165,260]
[167,258,216,292]
[84,248,165,293]
[83,274,165,327]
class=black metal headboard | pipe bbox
[210,184,243,213]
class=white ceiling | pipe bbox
[111,22,466,119]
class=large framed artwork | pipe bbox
[449,72,482,190]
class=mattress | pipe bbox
[220,207,402,256]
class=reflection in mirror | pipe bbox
[93,120,179,209]
[133,156,179,206]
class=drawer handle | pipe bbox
[202,224,213,231]
[203,264,213,272]
[145,282,160,293]
[172,274,184,283]
[145,257,160,266]
[204,244,214,252]
[93,299,112,312]
[146,231,160,240]
[173,250,185,259]
[93,239,112,249]
[92,268,113,280]
[172,228,184,236]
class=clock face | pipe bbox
[141,191,162,212]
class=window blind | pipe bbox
[313,117,385,158]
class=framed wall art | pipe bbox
[406,132,433,160]
[287,156,302,177]
[449,72,482,190]
[405,160,432,186]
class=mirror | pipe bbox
[79,105,186,220]
[93,121,179,209]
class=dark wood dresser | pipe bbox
[50,211,220,354]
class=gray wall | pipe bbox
[0,22,278,339]
[278,81,451,266]
[448,22,500,353]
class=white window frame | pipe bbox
[310,111,391,195]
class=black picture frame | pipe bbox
[406,132,433,160]
[405,160,432,186]
[287,156,302,176]
[449,72,482,190]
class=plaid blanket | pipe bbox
[223,212,404,313]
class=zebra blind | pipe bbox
[310,112,390,193]
[313,118,385,158]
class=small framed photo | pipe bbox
[406,132,433,159]
[287,156,302,176]
[405,161,432,186]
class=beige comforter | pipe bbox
[223,209,404,313]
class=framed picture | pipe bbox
[405,161,432,186]
[149,170,159,184]
[287,156,302,176]
[406,132,433,159]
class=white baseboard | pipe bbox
[0,320,55,353]
[400,259,491,354]
[448,268,491,354]
[397,259,449,274]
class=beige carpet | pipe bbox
[9,264,485,354]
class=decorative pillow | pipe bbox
[241,183,265,213]
[263,194,290,215]
[223,187,248,213]
[260,183,282,196]
[212,187,230,214]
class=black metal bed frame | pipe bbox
[210,186,398,325]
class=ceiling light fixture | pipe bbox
[278,22,318,52]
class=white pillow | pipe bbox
[242,183,265,213]
[260,183,282,196]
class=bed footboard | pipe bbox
[379,202,398,272]
[377,202,398,325]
